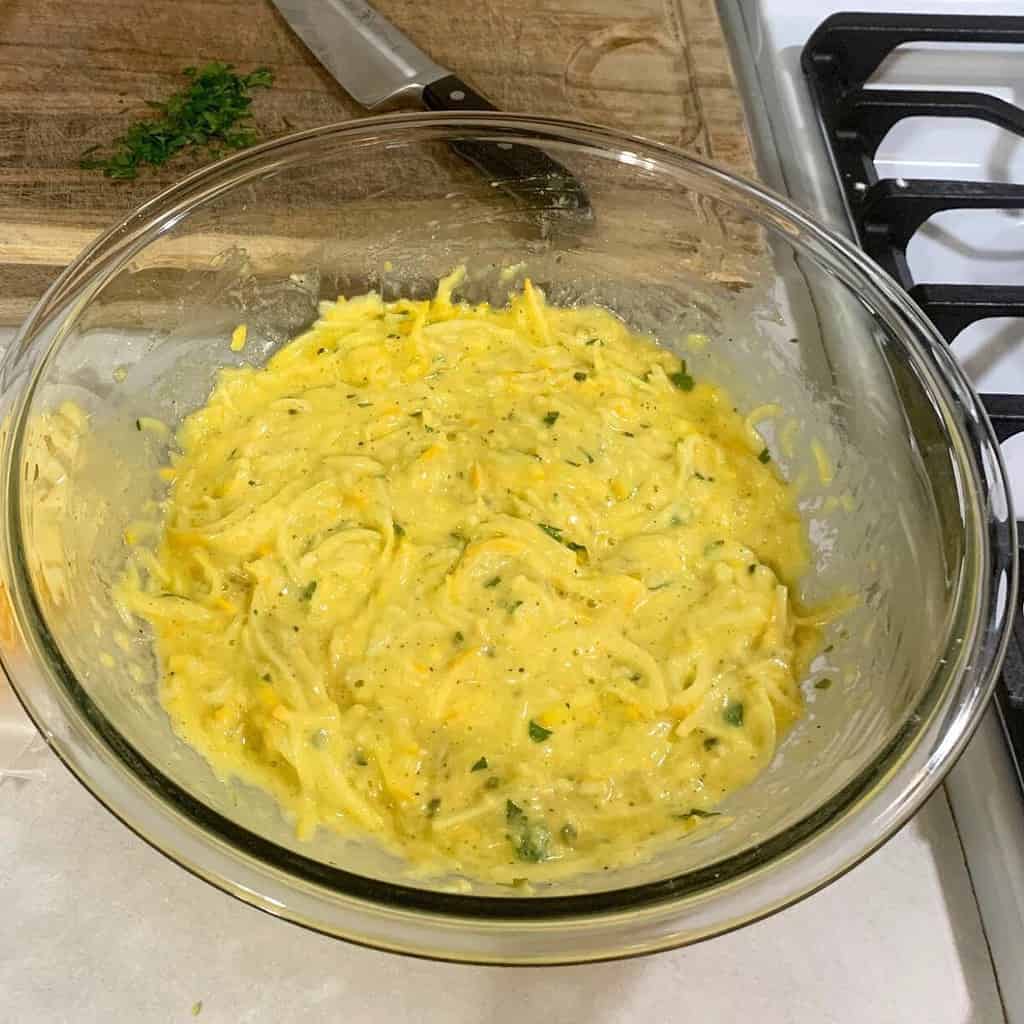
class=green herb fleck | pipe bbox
[135,419,141,431]
[585,337,600,346]
[748,563,757,574]
[815,677,833,691]
[758,447,771,464]
[528,719,553,743]
[567,541,587,554]
[79,63,274,180]
[425,797,442,818]
[354,749,368,766]
[538,523,563,542]
[515,823,551,862]
[543,410,560,427]
[508,599,524,613]
[673,808,721,820]
[505,801,551,862]
[704,539,725,556]
[703,736,719,750]
[411,410,423,418]
[298,580,317,601]
[573,371,588,382]
[261,673,271,683]
[581,449,595,464]
[669,359,695,391]
[723,701,744,727]
[453,630,465,645]
[670,514,683,527]
[393,522,405,538]
[471,756,489,772]
[484,575,502,588]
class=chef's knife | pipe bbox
[270,0,589,211]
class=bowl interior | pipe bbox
[8,119,977,904]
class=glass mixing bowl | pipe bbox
[0,113,1015,964]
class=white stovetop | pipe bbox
[0,730,1004,1023]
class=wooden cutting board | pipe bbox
[0,0,755,323]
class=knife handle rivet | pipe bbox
[450,89,465,101]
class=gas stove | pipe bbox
[719,2,1024,1018]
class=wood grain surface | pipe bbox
[0,0,754,322]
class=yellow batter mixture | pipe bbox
[118,269,819,883]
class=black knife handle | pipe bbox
[421,74,590,213]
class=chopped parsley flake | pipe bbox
[471,756,489,772]
[815,678,833,691]
[484,575,502,588]
[538,523,563,542]
[505,800,551,862]
[669,359,695,391]
[298,580,317,602]
[528,719,553,742]
[723,701,744,727]
[673,808,721,820]
[758,447,771,463]
[543,410,560,427]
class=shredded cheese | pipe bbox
[118,269,825,884]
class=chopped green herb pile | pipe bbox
[80,63,274,180]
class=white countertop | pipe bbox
[0,726,1005,1023]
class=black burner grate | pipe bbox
[802,12,1024,783]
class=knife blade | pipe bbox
[271,0,589,211]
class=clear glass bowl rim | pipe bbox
[1,112,1016,961]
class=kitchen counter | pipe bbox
[0,728,1004,1022]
